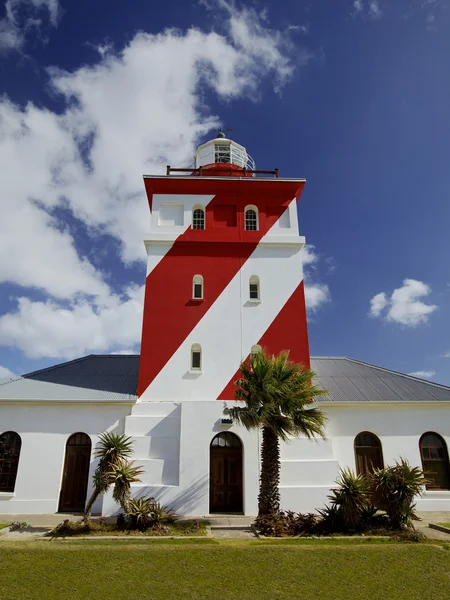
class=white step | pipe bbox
[136,458,179,486]
[132,435,180,460]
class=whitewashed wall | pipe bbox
[0,399,448,516]
[0,402,132,515]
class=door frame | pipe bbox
[58,432,92,513]
[209,431,244,514]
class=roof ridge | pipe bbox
[21,355,96,379]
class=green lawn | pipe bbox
[438,522,450,528]
[0,523,9,531]
[0,540,449,600]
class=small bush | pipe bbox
[126,496,176,531]
[254,511,320,537]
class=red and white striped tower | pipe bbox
[138,131,310,401]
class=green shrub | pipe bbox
[126,496,176,531]
[369,459,428,530]
[327,468,370,529]
[254,511,320,537]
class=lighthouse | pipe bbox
[137,131,310,400]
[118,131,320,516]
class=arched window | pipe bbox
[354,432,383,476]
[211,432,241,448]
[192,206,205,230]
[251,344,262,359]
[419,432,450,490]
[192,275,204,299]
[244,206,258,231]
[0,431,22,493]
[249,275,260,301]
[191,344,202,371]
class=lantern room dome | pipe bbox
[194,131,256,174]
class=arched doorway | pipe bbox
[59,433,92,512]
[210,432,243,513]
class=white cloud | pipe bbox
[408,370,436,379]
[369,279,438,327]
[0,0,60,52]
[0,3,308,360]
[0,365,17,381]
[301,245,332,312]
[0,286,144,359]
[352,0,382,19]
[369,292,388,317]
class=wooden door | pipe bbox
[59,433,91,512]
[210,433,243,513]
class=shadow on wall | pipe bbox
[138,475,209,515]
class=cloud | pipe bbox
[352,0,382,19]
[408,370,436,379]
[302,245,332,312]
[0,286,144,359]
[0,3,307,361]
[0,0,60,52]
[369,279,438,327]
[0,365,17,381]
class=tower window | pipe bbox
[192,207,205,230]
[191,344,202,371]
[193,275,204,300]
[245,206,258,231]
[249,275,260,301]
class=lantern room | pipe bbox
[194,130,256,175]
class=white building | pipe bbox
[0,133,449,516]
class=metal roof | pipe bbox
[0,355,139,401]
[0,355,449,403]
[311,357,450,403]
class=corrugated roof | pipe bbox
[311,357,450,402]
[0,355,139,401]
[0,355,449,403]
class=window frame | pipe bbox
[192,275,204,300]
[244,206,259,231]
[354,431,384,476]
[249,275,260,302]
[0,431,22,494]
[192,206,206,230]
[190,344,202,372]
[419,432,450,490]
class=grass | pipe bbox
[49,519,207,537]
[0,539,449,599]
[0,523,9,531]
[437,522,450,528]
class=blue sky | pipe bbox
[1,0,450,384]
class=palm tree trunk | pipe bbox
[258,426,281,516]
[84,488,99,519]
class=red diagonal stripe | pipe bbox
[217,280,310,400]
[137,188,302,397]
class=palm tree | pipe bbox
[84,432,134,518]
[224,350,328,516]
[107,460,144,514]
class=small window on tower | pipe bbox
[192,275,204,300]
[245,206,258,231]
[249,275,260,301]
[191,344,202,371]
[192,206,205,230]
